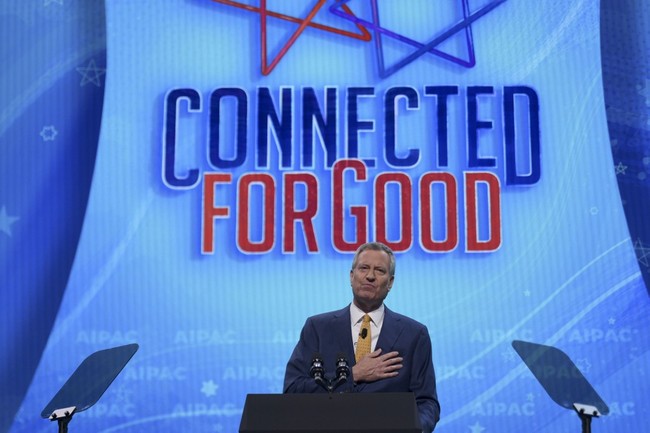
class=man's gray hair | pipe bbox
[351,242,396,277]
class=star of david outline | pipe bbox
[40,125,58,141]
[201,379,219,397]
[209,0,508,77]
[329,0,508,78]
[330,0,477,70]
[211,0,371,75]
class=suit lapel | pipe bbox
[332,306,355,359]
[376,306,404,351]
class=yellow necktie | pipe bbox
[355,314,372,362]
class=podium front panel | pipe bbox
[239,393,421,433]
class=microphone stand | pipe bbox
[310,355,330,392]
[330,355,350,392]
[310,354,351,393]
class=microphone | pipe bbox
[331,353,350,391]
[309,353,329,392]
[360,328,368,339]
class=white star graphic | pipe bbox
[608,317,616,325]
[633,238,650,268]
[523,289,531,297]
[76,59,106,87]
[201,380,219,397]
[615,162,628,175]
[0,206,20,237]
[40,125,58,141]
[469,421,485,433]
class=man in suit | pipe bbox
[283,242,440,433]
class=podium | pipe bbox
[239,393,422,433]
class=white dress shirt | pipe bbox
[350,302,385,353]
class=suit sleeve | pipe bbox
[283,317,328,393]
[411,327,441,433]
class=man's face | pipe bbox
[350,249,394,312]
